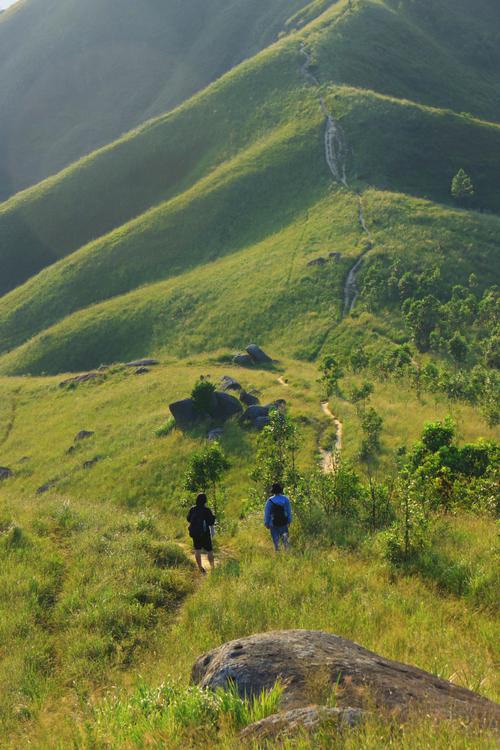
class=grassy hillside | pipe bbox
[0,0,317,200]
[0,358,498,747]
[1,0,499,303]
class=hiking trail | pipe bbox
[299,42,373,316]
[319,400,342,474]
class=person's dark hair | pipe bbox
[196,492,208,507]
[271,482,283,495]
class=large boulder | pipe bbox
[212,392,243,421]
[246,344,273,364]
[265,399,287,412]
[255,416,271,430]
[240,705,364,742]
[240,391,259,407]
[169,398,197,425]
[192,630,500,724]
[241,405,269,423]
[0,467,13,481]
[233,353,254,367]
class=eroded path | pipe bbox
[299,43,373,316]
[320,400,342,474]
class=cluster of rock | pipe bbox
[307,251,341,268]
[192,630,500,741]
[233,344,273,367]
[59,359,160,387]
[169,375,287,437]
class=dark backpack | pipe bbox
[270,499,288,527]
[188,507,208,538]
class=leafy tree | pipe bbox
[319,355,344,397]
[484,335,500,369]
[349,346,369,372]
[451,168,475,204]
[421,418,455,453]
[191,378,216,416]
[360,407,383,461]
[349,381,374,415]
[402,295,440,352]
[250,409,300,500]
[184,442,230,516]
[448,331,468,366]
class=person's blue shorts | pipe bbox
[270,524,289,549]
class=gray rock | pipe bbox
[240,391,259,407]
[83,457,101,470]
[208,428,224,442]
[255,416,271,430]
[125,359,159,367]
[59,373,100,387]
[307,257,327,267]
[233,353,254,367]
[220,376,241,392]
[246,344,273,364]
[169,398,197,425]
[241,405,269,422]
[36,480,57,495]
[240,705,365,741]
[192,630,500,723]
[134,366,150,375]
[212,392,243,421]
[74,430,94,442]
[0,467,13,481]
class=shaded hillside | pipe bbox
[0,0,315,199]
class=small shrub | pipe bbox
[155,417,176,437]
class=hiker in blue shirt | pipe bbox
[264,482,292,551]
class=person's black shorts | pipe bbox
[192,532,213,552]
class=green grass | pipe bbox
[0,357,498,747]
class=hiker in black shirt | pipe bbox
[187,492,216,574]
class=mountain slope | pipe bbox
[0,0,316,200]
[0,0,499,374]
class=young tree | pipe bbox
[448,331,468,366]
[184,442,230,517]
[402,295,440,352]
[319,355,344,397]
[349,381,374,416]
[360,407,383,461]
[451,168,475,205]
[191,378,216,417]
[250,409,300,504]
[349,346,369,373]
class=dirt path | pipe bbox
[299,42,374,315]
[277,376,290,387]
[319,400,342,474]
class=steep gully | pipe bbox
[299,43,373,316]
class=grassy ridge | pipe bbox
[1,188,498,376]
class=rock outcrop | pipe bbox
[233,353,255,367]
[169,392,242,426]
[125,359,159,367]
[246,344,273,364]
[240,391,259,407]
[0,467,13,481]
[240,705,364,741]
[212,392,242,421]
[220,376,241,392]
[59,372,101,387]
[192,630,500,725]
[169,398,197,425]
[74,430,94,442]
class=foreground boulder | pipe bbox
[192,630,500,724]
[220,376,241,392]
[240,705,364,742]
[0,467,13,481]
[233,353,254,367]
[240,391,259,407]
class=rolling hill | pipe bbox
[0,0,499,375]
[0,0,318,200]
